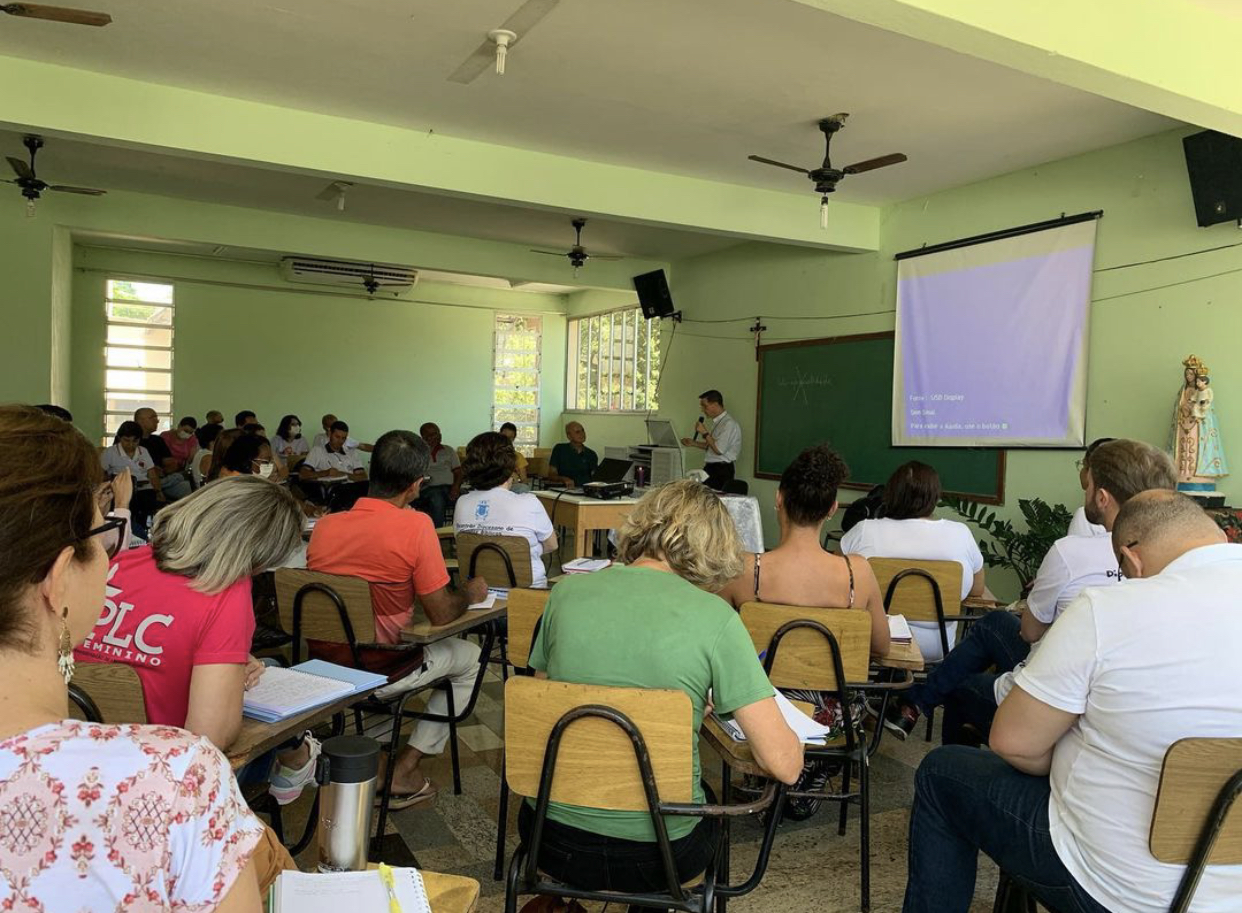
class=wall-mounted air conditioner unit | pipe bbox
[279,256,419,293]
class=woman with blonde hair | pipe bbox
[0,405,263,910]
[525,479,803,893]
[75,475,318,805]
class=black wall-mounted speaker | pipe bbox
[1183,130,1242,227]
[633,269,675,319]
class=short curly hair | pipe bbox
[779,444,849,527]
[463,432,517,491]
[617,480,744,591]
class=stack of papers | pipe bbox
[468,593,498,610]
[270,868,431,913]
[888,614,913,644]
[713,691,833,746]
[562,558,612,574]
[243,660,388,723]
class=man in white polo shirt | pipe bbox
[885,438,1175,742]
[300,420,367,505]
[680,389,742,491]
[902,489,1242,913]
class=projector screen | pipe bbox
[892,218,1097,448]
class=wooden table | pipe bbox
[535,490,640,559]
[228,688,381,771]
[399,602,507,645]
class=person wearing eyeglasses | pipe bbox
[219,434,277,480]
[903,488,1242,913]
[0,405,266,911]
[885,440,1176,745]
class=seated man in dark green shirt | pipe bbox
[547,420,599,487]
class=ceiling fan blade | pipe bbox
[6,156,33,180]
[586,254,624,261]
[1,4,112,26]
[448,41,496,84]
[529,249,568,257]
[500,0,560,35]
[49,185,106,195]
[842,153,908,175]
[747,155,810,175]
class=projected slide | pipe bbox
[892,218,1097,448]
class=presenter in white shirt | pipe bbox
[680,389,742,491]
[903,488,1242,913]
[884,439,1175,742]
[453,432,557,587]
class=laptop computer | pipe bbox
[645,419,679,448]
[591,458,633,484]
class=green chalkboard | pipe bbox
[755,332,1005,504]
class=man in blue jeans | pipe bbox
[885,438,1163,743]
[902,488,1242,913]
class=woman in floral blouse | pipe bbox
[0,404,263,912]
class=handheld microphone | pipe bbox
[693,415,705,441]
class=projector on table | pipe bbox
[582,481,634,500]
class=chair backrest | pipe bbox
[273,567,377,647]
[507,587,551,670]
[505,677,694,810]
[69,662,148,724]
[1151,737,1242,865]
[457,532,534,588]
[867,557,963,623]
[740,602,871,690]
[526,455,549,479]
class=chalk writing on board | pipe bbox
[778,366,833,404]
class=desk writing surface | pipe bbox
[399,602,507,645]
[228,688,378,770]
[534,491,640,506]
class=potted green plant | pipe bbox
[940,497,1073,596]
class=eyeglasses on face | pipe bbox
[82,516,128,560]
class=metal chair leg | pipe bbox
[494,767,510,881]
[353,707,364,735]
[718,760,731,913]
[371,705,405,856]
[445,685,462,796]
[838,758,852,836]
[859,753,871,913]
[925,706,935,743]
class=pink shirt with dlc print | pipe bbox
[74,546,255,727]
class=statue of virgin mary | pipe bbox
[1171,354,1228,483]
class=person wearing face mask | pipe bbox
[160,415,200,472]
[902,487,1242,913]
[220,434,277,480]
[0,405,266,910]
[272,414,310,471]
[101,420,164,539]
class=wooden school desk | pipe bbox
[534,490,640,559]
[227,686,382,771]
[400,601,508,645]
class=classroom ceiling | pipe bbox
[1,129,737,261]
[0,0,1176,207]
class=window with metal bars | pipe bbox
[492,313,542,456]
[566,307,660,412]
[103,279,175,443]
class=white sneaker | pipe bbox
[267,731,322,805]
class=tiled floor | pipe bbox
[275,666,1007,912]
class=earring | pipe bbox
[57,607,75,685]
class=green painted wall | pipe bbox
[0,208,55,403]
[626,128,1238,598]
[71,247,568,451]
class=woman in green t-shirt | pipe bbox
[526,480,803,894]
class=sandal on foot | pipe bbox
[379,777,437,810]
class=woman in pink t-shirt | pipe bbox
[0,405,264,911]
[76,476,303,748]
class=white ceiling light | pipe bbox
[489,29,517,76]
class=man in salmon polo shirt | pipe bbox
[308,428,488,808]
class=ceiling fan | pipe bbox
[531,218,621,276]
[1,3,112,26]
[749,114,907,227]
[6,135,106,216]
[448,0,560,84]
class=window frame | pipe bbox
[565,305,659,414]
[103,278,176,441]
[491,313,543,456]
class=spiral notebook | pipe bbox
[242,660,388,723]
[270,868,431,913]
